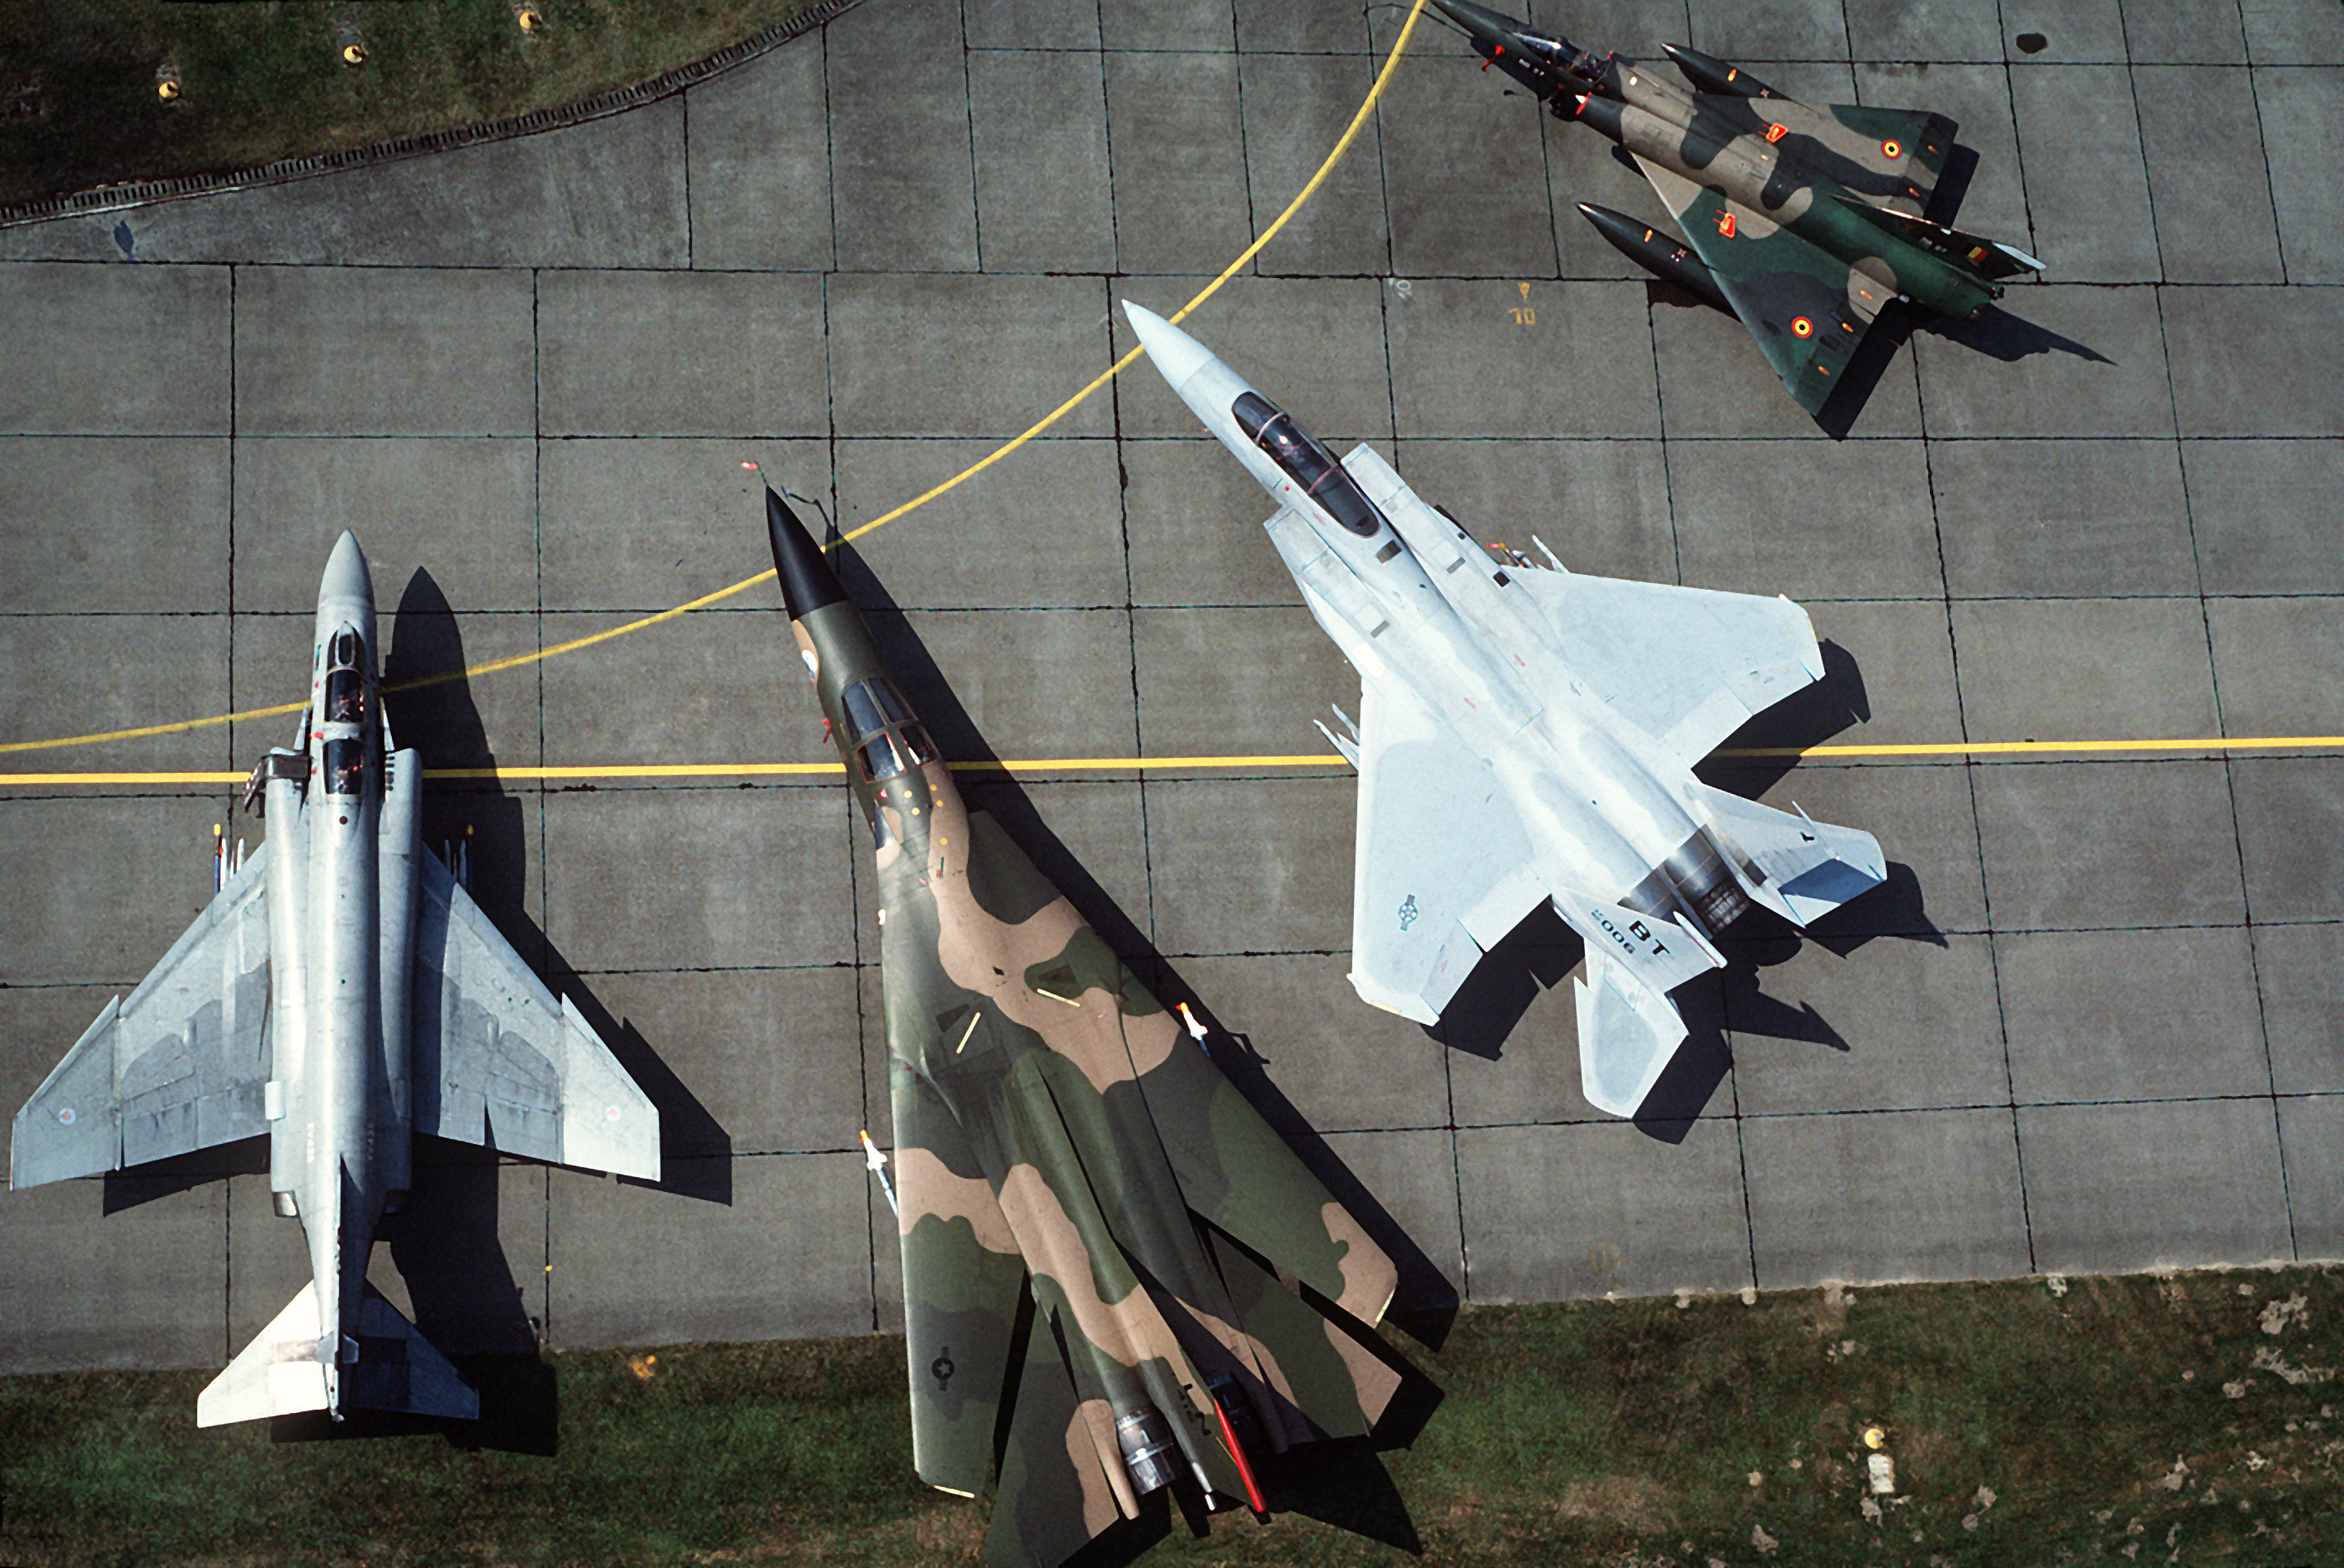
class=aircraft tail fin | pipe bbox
[1695,784,1888,929]
[197,1282,478,1427]
[1828,193,2042,281]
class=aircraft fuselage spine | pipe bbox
[1281,478,1707,914]
[770,501,1250,1512]
[1590,97,1997,318]
[287,577,399,1404]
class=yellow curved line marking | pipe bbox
[0,0,1434,765]
[7,734,2344,788]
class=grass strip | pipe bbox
[6,1264,2343,1565]
[0,1,829,209]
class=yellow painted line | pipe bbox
[1725,737,2344,759]
[828,0,1431,552]
[0,772,252,786]
[0,0,1434,765]
[7,735,2344,789]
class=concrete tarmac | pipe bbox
[3,0,2342,1374]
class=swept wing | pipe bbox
[1344,675,1547,1024]
[891,810,1400,1567]
[1507,568,1826,766]
[1341,443,1827,769]
[409,851,658,1179]
[11,850,272,1187]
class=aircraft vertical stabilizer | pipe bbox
[198,1282,479,1426]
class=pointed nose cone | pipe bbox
[1431,0,1530,49]
[319,530,371,606]
[1122,301,1219,394]
[764,488,847,621]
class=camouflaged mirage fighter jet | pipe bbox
[1125,303,1886,1117]
[1433,0,2042,415]
[760,487,1404,1568]
[9,532,660,1426]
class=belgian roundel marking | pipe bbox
[1792,317,1814,338]
[1881,139,1903,159]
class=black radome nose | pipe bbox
[765,487,847,620]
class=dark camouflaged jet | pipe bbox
[1435,0,2042,415]
[758,488,1407,1568]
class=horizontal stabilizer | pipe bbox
[1552,891,1722,1117]
[1695,784,1887,928]
[198,1282,332,1427]
[1552,888,1722,998]
[197,1283,478,1427]
[1574,948,1694,1118]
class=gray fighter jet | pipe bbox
[9,532,659,1425]
[1125,304,1886,1116]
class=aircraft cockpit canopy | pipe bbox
[321,737,366,797]
[842,677,938,784]
[323,629,367,725]
[1231,391,1385,539]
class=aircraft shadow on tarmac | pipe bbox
[103,569,725,1453]
[1615,140,2107,439]
[832,526,1440,1561]
[1436,640,1945,1144]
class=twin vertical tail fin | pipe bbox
[1693,784,1888,929]
[196,1282,479,1426]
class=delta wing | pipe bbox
[1633,157,1889,413]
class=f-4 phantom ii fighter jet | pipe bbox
[9,532,659,1426]
[1432,0,2042,415]
[760,487,1403,1568]
[1125,303,1887,1117]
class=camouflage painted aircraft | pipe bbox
[758,488,1406,1568]
[1432,0,2042,415]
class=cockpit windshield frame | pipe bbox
[1229,392,1385,539]
[841,677,938,784]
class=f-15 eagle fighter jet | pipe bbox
[1432,0,2042,416]
[760,486,1405,1568]
[10,532,659,1426]
[1125,302,1887,1117]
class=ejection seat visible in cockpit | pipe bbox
[1231,390,1388,539]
